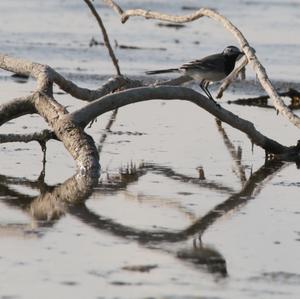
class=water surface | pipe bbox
[0,1,300,298]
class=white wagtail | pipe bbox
[146,46,244,104]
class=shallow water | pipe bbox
[0,1,300,298]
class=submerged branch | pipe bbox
[228,88,300,110]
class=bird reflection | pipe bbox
[177,238,227,277]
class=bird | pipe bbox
[146,45,244,104]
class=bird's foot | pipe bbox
[209,96,221,108]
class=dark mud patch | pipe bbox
[250,271,300,285]
[122,264,158,272]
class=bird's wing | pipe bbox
[180,54,225,72]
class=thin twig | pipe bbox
[84,0,121,75]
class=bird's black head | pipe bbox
[222,46,244,76]
[222,46,244,58]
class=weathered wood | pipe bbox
[0,96,36,126]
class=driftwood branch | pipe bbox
[0,95,36,125]
[52,72,142,101]
[70,85,298,157]
[0,55,101,178]
[0,53,142,178]
[34,92,100,176]
[103,1,300,127]
[0,55,142,103]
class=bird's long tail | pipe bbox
[145,68,179,75]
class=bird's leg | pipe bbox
[204,81,214,101]
[200,81,220,107]
[199,81,211,99]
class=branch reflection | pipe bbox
[0,159,287,276]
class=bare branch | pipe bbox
[52,72,142,101]
[0,54,141,175]
[0,53,142,102]
[0,129,56,144]
[0,171,98,223]
[83,0,121,75]
[103,2,300,127]
[32,91,100,177]
[102,0,124,15]
[0,95,36,126]
[0,54,51,92]
[70,86,296,156]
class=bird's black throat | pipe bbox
[224,54,240,76]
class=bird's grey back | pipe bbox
[180,53,226,82]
